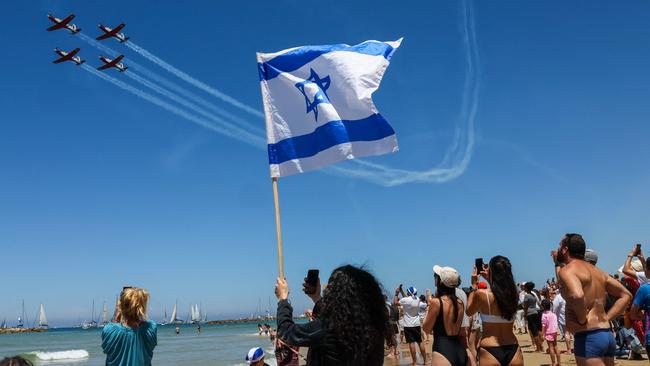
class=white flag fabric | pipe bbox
[257,39,402,178]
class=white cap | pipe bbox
[433,265,461,288]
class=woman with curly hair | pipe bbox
[274,265,388,365]
[466,256,523,366]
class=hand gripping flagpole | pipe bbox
[271,177,284,278]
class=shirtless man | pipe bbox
[552,233,631,366]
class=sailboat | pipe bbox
[190,304,201,324]
[81,300,98,329]
[17,300,26,328]
[160,307,168,326]
[1,319,6,329]
[99,302,109,327]
[169,302,182,324]
[38,304,48,329]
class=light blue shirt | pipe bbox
[102,320,157,366]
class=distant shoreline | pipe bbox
[0,328,46,334]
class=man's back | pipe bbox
[560,260,609,332]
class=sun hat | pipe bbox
[433,265,461,288]
[246,347,264,364]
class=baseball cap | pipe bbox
[433,265,461,288]
[584,249,598,265]
[246,347,264,364]
[478,282,488,289]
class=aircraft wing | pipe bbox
[96,33,112,40]
[97,63,113,70]
[46,14,74,31]
[112,23,125,33]
[52,56,69,64]
[97,55,123,70]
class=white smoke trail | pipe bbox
[78,34,263,136]
[81,64,264,147]
[124,41,265,118]
[124,71,264,146]
[79,0,479,187]
[324,0,480,186]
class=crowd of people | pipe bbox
[268,233,636,366]
[2,233,647,366]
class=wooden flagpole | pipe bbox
[272,177,285,278]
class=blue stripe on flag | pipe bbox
[267,114,395,164]
[258,41,397,81]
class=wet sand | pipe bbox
[383,332,645,365]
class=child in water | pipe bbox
[541,299,560,366]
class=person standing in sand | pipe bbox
[395,285,427,366]
[522,282,544,352]
[467,256,523,366]
[541,299,560,366]
[102,287,157,366]
[553,233,631,366]
[421,265,467,366]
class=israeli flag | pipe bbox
[257,39,402,178]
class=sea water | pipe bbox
[0,323,280,366]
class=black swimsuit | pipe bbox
[432,298,468,366]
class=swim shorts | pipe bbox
[574,328,616,358]
[404,326,422,343]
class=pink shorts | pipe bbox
[545,332,557,342]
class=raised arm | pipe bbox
[623,247,640,278]
[466,289,482,316]
[275,277,324,347]
[421,296,439,334]
[605,275,632,322]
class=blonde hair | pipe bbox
[119,287,149,325]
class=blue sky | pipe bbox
[1,0,649,326]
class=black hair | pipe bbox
[541,299,552,311]
[319,265,388,364]
[524,282,535,292]
[489,256,519,320]
[562,234,586,259]
[435,275,460,323]
[0,357,33,366]
[419,294,426,303]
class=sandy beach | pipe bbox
[383,332,644,366]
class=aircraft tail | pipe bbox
[77,60,86,66]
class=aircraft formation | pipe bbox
[47,14,129,72]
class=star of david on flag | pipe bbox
[257,39,402,178]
